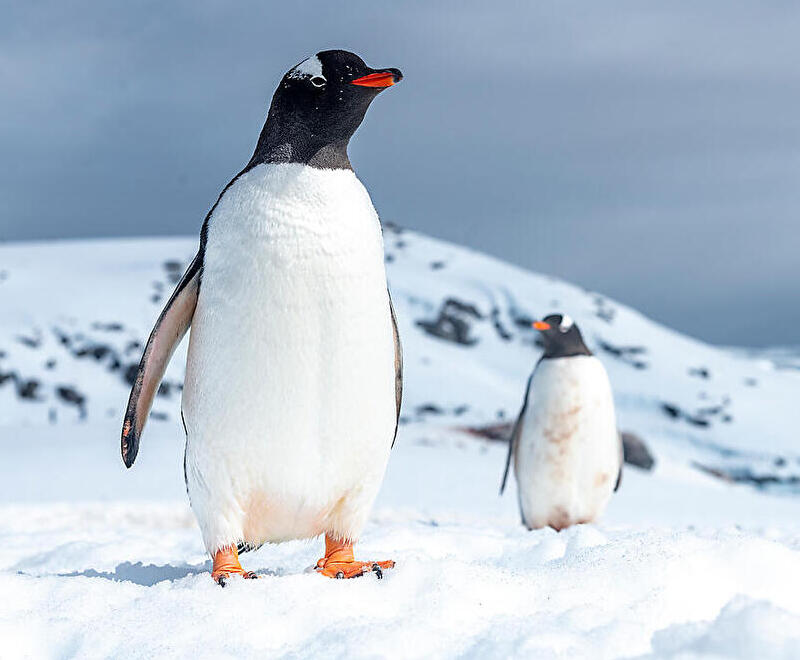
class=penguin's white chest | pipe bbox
[514,356,619,530]
[182,163,396,552]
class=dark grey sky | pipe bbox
[2,1,799,346]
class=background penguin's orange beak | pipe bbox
[533,321,551,330]
[351,70,402,87]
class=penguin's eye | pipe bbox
[310,76,326,88]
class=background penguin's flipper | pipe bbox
[121,252,202,468]
[500,372,533,495]
[614,431,624,491]
[390,293,403,448]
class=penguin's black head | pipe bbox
[533,314,593,359]
[250,50,402,170]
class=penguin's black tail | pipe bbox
[237,541,263,555]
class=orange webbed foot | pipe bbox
[315,535,395,580]
[211,545,259,587]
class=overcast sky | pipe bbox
[2,1,799,346]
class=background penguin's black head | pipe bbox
[250,50,402,170]
[534,313,593,359]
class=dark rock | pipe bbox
[596,339,648,369]
[459,422,512,442]
[75,345,111,361]
[661,400,729,428]
[164,260,184,284]
[693,463,800,491]
[416,298,483,346]
[430,261,446,270]
[661,403,680,419]
[91,322,124,332]
[381,221,403,235]
[593,296,616,323]
[123,363,139,386]
[621,431,656,470]
[16,334,41,349]
[56,385,87,418]
[490,307,513,342]
[16,378,41,400]
[689,367,710,379]
[416,404,443,416]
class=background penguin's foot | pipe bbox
[314,535,395,580]
[211,545,259,586]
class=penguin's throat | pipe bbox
[253,132,352,171]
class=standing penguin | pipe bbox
[500,314,622,530]
[121,50,403,584]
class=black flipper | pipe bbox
[121,253,202,467]
[389,292,403,448]
[614,431,624,492]
[500,372,534,495]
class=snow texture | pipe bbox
[1,230,800,659]
[288,55,324,81]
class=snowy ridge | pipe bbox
[2,228,799,485]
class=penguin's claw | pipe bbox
[315,559,395,580]
[211,545,257,586]
[315,534,395,579]
[213,570,258,587]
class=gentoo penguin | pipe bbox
[500,314,622,531]
[121,50,403,584]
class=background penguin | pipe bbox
[121,50,403,584]
[500,314,622,530]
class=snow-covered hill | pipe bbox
[2,227,799,486]
[1,229,800,659]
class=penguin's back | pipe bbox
[182,163,396,551]
[514,355,619,530]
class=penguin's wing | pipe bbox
[121,252,202,467]
[614,431,624,491]
[389,292,403,448]
[500,372,534,495]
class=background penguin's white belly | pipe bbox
[182,164,396,552]
[515,356,619,530]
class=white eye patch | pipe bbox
[288,55,325,83]
[559,314,574,332]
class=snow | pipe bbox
[288,55,324,81]
[1,230,800,658]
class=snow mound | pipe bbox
[2,436,800,660]
[649,596,800,659]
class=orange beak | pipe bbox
[533,321,551,331]
[351,71,400,88]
